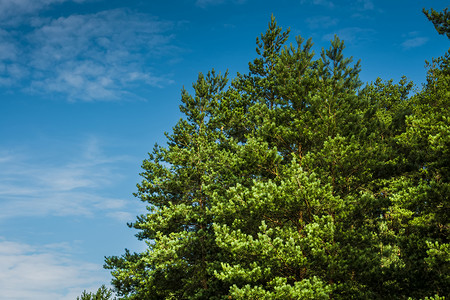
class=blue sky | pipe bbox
[0,0,448,298]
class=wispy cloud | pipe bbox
[301,0,375,11]
[0,238,108,300]
[0,6,178,101]
[306,16,338,29]
[195,0,246,8]
[355,0,374,11]
[0,0,85,25]
[402,36,428,49]
[300,0,334,9]
[0,137,137,221]
[323,27,376,45]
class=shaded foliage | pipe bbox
[423,7,450,39]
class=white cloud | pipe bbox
[306,16,338,29]
[0,238,109,300]
[322,27,375,44]
[0,0,86,25]
[196,0,225,6]
[0,7,178,101]
[402,36,428,49]
[0,31,17,60]
[107,211,134,222]
[0,141,139,298]
[356,0,374,11]
[196,0,246,8]
[300,0,334,8]
[0,137,136,221]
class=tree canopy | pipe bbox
[96,10,449,300]
[423,7,450,39]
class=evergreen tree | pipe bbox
[423,7,450,39]
[105,70,242,299]
[104,12,449,300]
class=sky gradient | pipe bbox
[0,0,449,298]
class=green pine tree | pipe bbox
[423,7,450,39]
[105,70,241,299]
[103,10,449,300]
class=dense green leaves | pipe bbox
[103,12,449,300]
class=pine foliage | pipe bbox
[102,13,449,300]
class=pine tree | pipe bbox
[105,70,236,299]
[385,42,450,299]
[104,12,449,300]
[423,7,450,39]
